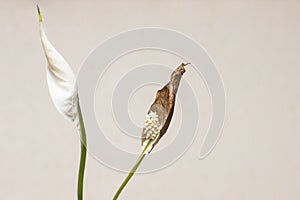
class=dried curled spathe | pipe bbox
[141,63,189,154]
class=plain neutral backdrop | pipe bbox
[1,0,300,199]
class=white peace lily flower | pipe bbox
[38,7,78,124]
[37,7,87,200]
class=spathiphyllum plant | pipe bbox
[113,63,189,199]
[37,6,87,200]
[37,5,189,200]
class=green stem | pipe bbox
[77,99,87,200]
[113,140,153,200]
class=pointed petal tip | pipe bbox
[36,5,42,23]
[176,62,190,74]
[182,62,191,67]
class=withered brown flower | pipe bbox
[141,62,190,153]
[113,63,190,199]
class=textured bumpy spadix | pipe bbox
[141,111,162,152]
[38,6,78,123]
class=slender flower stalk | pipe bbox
[37,6,87,200]
[113,63,189,199]
[77,98,87,200]
[113,139,152,200]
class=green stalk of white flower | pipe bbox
[37,6,87,200]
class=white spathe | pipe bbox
[38,14,78,123]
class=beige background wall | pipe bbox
[1,0,300,199]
